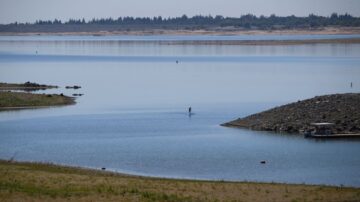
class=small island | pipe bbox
[0,81,58,91]
[222,93,360,136]
[0,82,75,109]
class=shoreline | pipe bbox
[1,160,359,201]
[1,36,360,46]
[1,31,360,46]
[1,159,356,188]
[0,82,58,92]
[0,105,74,111]
[0,91,75,109]
[158,38,360,45]
[1,27,360,36]
[0,82,76,109]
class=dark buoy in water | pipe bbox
[176,60,179,64]
[260,161,266,164]
[101,167,106,170]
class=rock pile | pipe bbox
[222,93,360,134]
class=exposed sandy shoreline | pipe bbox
[1,27,360,46]
[159,38,360,45]
[1,26,360,36]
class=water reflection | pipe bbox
[1,36,360,57]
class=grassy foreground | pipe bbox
[0,92,74,109]
[0,161,359,202]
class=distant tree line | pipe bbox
[2,13,360,33]
[27,13,360,28]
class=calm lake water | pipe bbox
[0,35,360,187]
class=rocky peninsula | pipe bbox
[222,93,360,134]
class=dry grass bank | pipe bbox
[0,160,359,202]
[0,92,74,109]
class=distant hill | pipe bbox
[1,13,360,33]
[222,93,360,134]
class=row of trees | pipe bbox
[12,13,360,29]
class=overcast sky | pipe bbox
[0,0,359,24]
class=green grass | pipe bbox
[0,160,359,202]
[0,92,74,108]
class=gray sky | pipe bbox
[0,0,360,24]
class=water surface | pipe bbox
[0,35,360,187]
